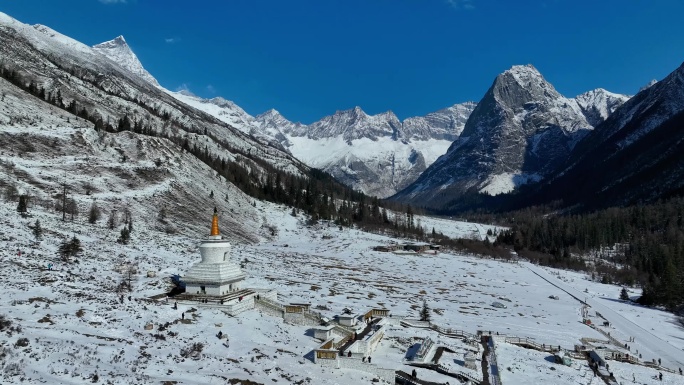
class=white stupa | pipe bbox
[183,208,246,296]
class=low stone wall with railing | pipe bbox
[254,297,285,318]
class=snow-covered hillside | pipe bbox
[2,196,683,384]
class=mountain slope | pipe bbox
[0,11,309,240]
[391,65,629,209]
[166,90,290,150]
[529,61,684,209]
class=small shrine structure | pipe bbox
[183,208,246,296]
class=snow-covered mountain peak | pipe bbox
[176,89,197,97]
[92,35,159,86]
[575,88,631,127]
[257,108,283,120]
[206,96,239,109]
[255,109,300,130]
[576,87,628,100]
[308,106,402,143]
[503,64,544,86]
[333,106,368,119]
[639,79,658,92]
[255,109,304,139]
[377,109,398,118]
[167,90,256,134]
[97,35,127,47]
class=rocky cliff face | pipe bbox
[402,102,477,141]
[392,65,629,208]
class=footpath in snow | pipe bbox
[524,262,684,370]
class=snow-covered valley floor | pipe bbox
[1,200,684,384]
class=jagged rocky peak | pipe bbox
[255,109,305,136]
[96,35,127,47]
[488,64,564,109]
[639,79,658,92]
[257,108,282,119]
[575,88,631,127]
[392,64,598,206]
[307,106,401,142]
[505,64,544,84]
[92,35,159,86]
[176,89,197,97]
[402,102,477,140]
[256,108,292,126]
[206,96,239,108]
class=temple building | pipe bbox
[183,208,246,296]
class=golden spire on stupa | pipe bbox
[210,207,220,236]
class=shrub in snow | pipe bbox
[620,287,629,301]
[180,342,204,359]
[0,315,11,331]
[58,236,83,261]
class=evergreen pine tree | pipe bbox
[419,300,431,322]
[107,210,118,230]
[118,226,130,245]
[32,219,42,240]
[17,194,28,214]
[59,236,82,261]
[620,287,630,301]
[158,207,167,223]
[88,202,101,224]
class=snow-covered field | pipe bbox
[2,199,684,384]
[496,342,601,385]
[528,264,684,369]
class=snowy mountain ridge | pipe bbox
[575,88,631,127]
[532,61,684,208]
[169,89,478,197]
[255,103,478,198]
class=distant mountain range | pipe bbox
[4,9,683,216]
[170,91,477,198]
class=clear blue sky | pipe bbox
[2,0,683,124]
